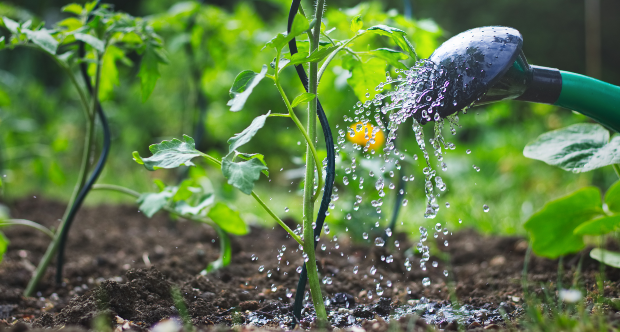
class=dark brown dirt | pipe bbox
[0,197,619,331]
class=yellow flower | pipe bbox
[346,122,385,151]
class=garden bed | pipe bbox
[1,197,619,331]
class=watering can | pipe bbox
[429,26,620,132]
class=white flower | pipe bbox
[559,289,582,303]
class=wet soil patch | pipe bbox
[0,197,619,331]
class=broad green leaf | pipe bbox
[133,135,202,171]
[137,188,174,218]
[57,17,82,32]
[206,226,231,273]
[2,17,19,34]
[227,65,267,112]
[98,45,125,101]
[263,13,309,51]
[342,55,386,102]
[369,48,409,70]
[367,25,416,59]
[172,179,194,202]
[228,112,270,153]
[61,4,83,15]
[291,92,316,108]
[236,153,269,176]
[207,202,249,236]
[351,15,363,32]
[590,248,620,268]
[605,180,620,214]
[523,123,620,173]
[24,29,58,55]
[222,155,267,195]
[138,43,166,102]
[524,186,604,258]
[0,231,7,264]
[174,194,214,216]
[74,33,105,53]
[574,215,620,236]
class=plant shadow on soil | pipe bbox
[0,197,619,331]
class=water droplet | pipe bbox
[286,289,293,298]
[324,224,330,234]
[443,270,449,277]
[362,232,368,240]
[353,266,359,274]
[271,284,277,292]
[267,270,272,277]
[284,207,289,212]
[466,149,471,154]
[296,266,302,273]
[445,202,450,208]
[374,237,385,247]
[422,277,431,286]
[394,240,400,247]
[483,204,490,212]
[385,228,392,237]
[432,261,438,267]
[435,223,442,231]
[370,266,377,275]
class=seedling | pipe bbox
[1,1,167,296]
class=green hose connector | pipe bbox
[556,71,620,133]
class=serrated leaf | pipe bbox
[98,45,125,101]
[25,29,58,55]
[367,25,416,59]
[174,194,214,216]
[0,231,7,264]
[207,202,248,236]
[291,92,316,108]
[342,55,386,102]
[74,33,105,53]
[2,17,19,34]
[263,13,309,51]
[590,248,620,268]
[369,48,409,70]
[61,4,83,15]
[574,215,620,236]
[236,153,269,176]
[524,186,604,258]
[138,43,165,102]
[524,123,620,173]
[228,112,270,153]
[134,135,202,171]
[222,155,267,195]
[351,15,363,32]
[206,226,231,273]
[606,181,620,214]
[137,188,174,218]
[227,65,267,112]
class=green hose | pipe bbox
[555,71,620,132]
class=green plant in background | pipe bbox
[524,123,620,266]
[0,1,167,296]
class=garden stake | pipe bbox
[426,26,620,132]
[287,0,336,324]
[55,12,111,284]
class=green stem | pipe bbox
[268,113,291,118]
[251,192,302,245]
[303,0,327,323]
[0,219,54,238]
[317,34,361,83]
[92,184,140,197]
[24,52,101,298]
[613,164,620,179]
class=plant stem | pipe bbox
[251,192,303,245]
[613,164,620,179]
[301,0,327,323]
[317,34,361,83]
[0,219,54,238]
[24,55,99,297]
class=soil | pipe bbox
[1,197,619,332]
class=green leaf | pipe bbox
[288,45,338,67]
[222,155,267,195]
[0,231,7,264]
[0,36,5,50]
[369,48,409,70]
[207,202,249,236]
[2,17,20,34]
[351,15,363,32]
[523,123,620,173]
[138,43,166,102]
[605,180,620,214]
[227,65,268,112]
[74,33,105,53]
[236,153,269,176]
[590,248,620,268]
[24,29,58,55]
[574,215,620,236]
[137,188,175,218]
[342,55,386,102]
[206,226,231,273]
[291,92,316,108]
[367,25,416,59]
[524,186,604,258]
[174,194,214,216]
[98,45,126,101]
[263,13,309,51]
[228,112,270,153]
[134,135,202,171]
[61,3,83,15]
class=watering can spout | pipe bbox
[430,26,620,132]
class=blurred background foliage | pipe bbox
[0,0,618,240]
